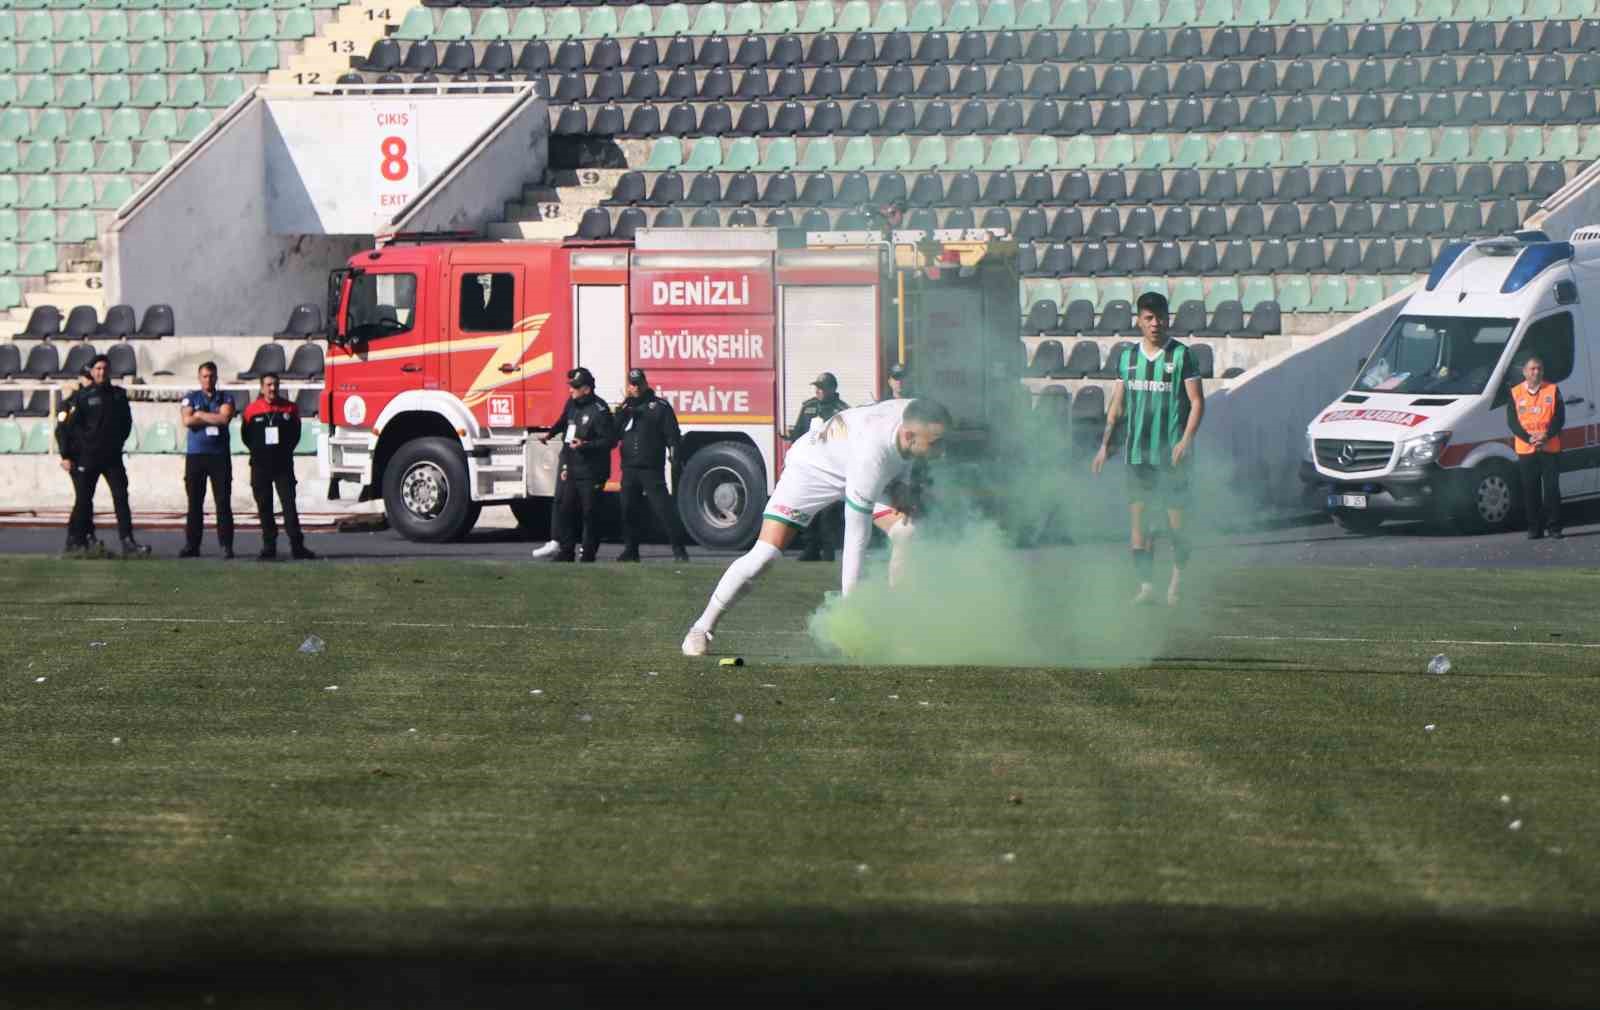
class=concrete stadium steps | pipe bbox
[269,0,423,85]
[486,167,631,241]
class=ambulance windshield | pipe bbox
[1354,315,1517,395]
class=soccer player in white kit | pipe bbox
[681,397,951,656]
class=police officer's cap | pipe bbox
[889,362,907,380]
[567,367,596,389]
[812,372,838,392]
[627,367,648,386]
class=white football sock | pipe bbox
[694,540,781,632]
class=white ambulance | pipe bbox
[1306,233,1600,532]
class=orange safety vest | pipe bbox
[1511,381,1561,454]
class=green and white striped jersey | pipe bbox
[1117,340,1201,467]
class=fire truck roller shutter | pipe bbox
[574,285,629,409]
[779,285,879,426]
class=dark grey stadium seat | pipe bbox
[17,342,60,380]
[1060,341,1102,379]
[107,342,138,381]
[357,38,402,72]
[612,207,647,239]
[1058,300,1095,336]
[20,306,62,341]
[1092,341,1133,379]
[1088,301,1133,337]
[136,305,174,339]
[283,343,325,382]
[1024,300,1060,336]
[294,387,319,420]
[1171,300,1207,337]
[275,303,323,339]
[1200,302,1245,339]
[0,344,20,379]
[237,343,287,381]
[1245,302,1282,338]
[1026,338,1065,377]
[18,390,51,418]
[51,342,97,380]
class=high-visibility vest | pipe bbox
[1511,381,1561,454]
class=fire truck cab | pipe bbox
[320,228,1018,546]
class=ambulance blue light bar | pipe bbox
[1500,242,1574,293]
[1425,241,1471,291]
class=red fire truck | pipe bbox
[320,228,1019,546]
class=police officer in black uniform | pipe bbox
[614,367,691,563]
[55,366,101,554]
[539,367,615,563]
[883,361,909,401]
[786,371,849,562]
[56,354,150,557]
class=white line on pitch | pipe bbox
[1217,634,1600,650]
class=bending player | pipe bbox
[1092,291,1205,605]
[681,398,951,656]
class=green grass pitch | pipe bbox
[2,556,1598,1006]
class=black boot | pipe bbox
[258,543,278,561]
[616,548,641,562]
[290,543,318,560]
[179,545,200,558]
[120,536,151,557]
[222,545,236,560]
[672,545,691,562]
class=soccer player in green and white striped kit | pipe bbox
[1092,292,1205,605]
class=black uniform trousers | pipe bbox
[802,502,843,557]
[620,466,686,551]
[184,453,234,550]
[554,468,605,561]
[1519,451,1561,533]
[251,463,304,548]
[69,458,133,544]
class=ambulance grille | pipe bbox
[1315,439,1394,472]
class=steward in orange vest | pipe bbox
[1506,357,1564,539]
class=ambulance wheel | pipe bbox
[1331,511,1384,534]
[383,437,476,542]
[1455,461,1521,533]
[678,442,766,550]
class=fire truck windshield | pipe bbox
[346,272,418,341]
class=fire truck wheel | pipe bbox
[677,441,766,551]
[383,437,476,542]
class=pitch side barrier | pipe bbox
[105,83,545,339]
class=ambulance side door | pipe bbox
[1518,308,1596,499]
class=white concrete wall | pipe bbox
[105,98,369,339]
[393,93,549,233]
[0,455,328,516]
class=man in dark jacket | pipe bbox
[56,366,100,554]
[56,354,149,557]
[536,367,615,563]
[786,372,848,562]
[614,368,690,563]
[240,373,316,561]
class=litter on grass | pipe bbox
[323,685,338,692]
[1427,654,1451,675]
[734,713,745,724]
[299,635,326,655]
[1424,723,1437,732]
[1509,819,1524,831]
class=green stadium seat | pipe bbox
[1207,134,1247,168]
[1418,0,1451,13]
[57,75,93,110]
[1206,278,1241,311]
[0,420,22,454]
[1198,0,1236,23]
[0,210,15,240]
[690,3,728,35]
[1126,0,1161,25]
[60,210,95,244]
[67,109,102,141]
[436,7,471,39]
[1238,0,1274,20]
[295,420,319,455]
[1284,132,1319,165]
[1174,134,1210,167]
[942,135,980,171]
[873,135,911,171]
[1309,277,1349,312]
[0,242,16,274]
[123,0,160,9]
[121,423,140,454]
[1027,279,1063,309]
[585,6,622,38]
[1159,0,1197,22]
[0,177,15,209]
[170,41,207,75]
[907,0,944,30]
[1102,279,1136,306]
[1308,0,1343,18]
[1016,0,1053,27]
[1066,279,1100,310]
[1488,0,1522,15]
[18,142,54,174]
[508,8,545,39]
[206,41,243,73]
[727,1,764,35]
[909,136,949,170]
[130,42,166,74]
[16,14,52,44]
[19,242,56,276]
[1507,127,1543,162]
[1397,128,1432,163]
[277,7,313,38]
[1242,132,1282,168]
[0,12,12,42]
[92,74,131,107]
[0,110,26,142]
[175,108,212,140]
[1089,0,1125,28]
[59,175,94,209]
[205,74,245,108]
[1351,276,1385,311]
[16,77,54,108]
[0,43,14,75]
[239,9,275,40]
[1385,275,1415,299]
[0,279,19,310]
[682,136,723,172]
[1580,127,1600,162]
[644,137,682,171]
[762,1,800,33]
[473,8,509,39]
[1170,278,1205,311]
[130,75,167,107]
[1547,125,1581,162]
[1526,0,1559,16]
[18,44,52,75]
[1561,0,1597,15]
[983,136,1021,170]
[758,137,798,172]
[132,140,171,173]
[58,140,94,174]
[143,420,177,454]
[946,0,983,29]
[393,8,434,41]
[1384,0,1417,13]
[1343,0,1381,19]
[93,41,132,75]
[91,11,128,42]
[1276,276,1311,312]
[797,137,836,172]
[1471,127,1508,162]
[140,106,177,140]
[1270,0,1308,21]
[837,135,875,172]
[170,10,204,42]
[837,0,872,31]
[169,74,206,107]
[242,42,278,72]
[872,0,910,30]
[16,176,53,210]
[1019,137,1058,170]
[23,421,52,455]
[799,0,838,32]
[1241,277,1276,307]
[1098,134,1136,167]
[95,139,134,172]
[1359,129,1394,164]
[722,136,759,172]
[204,11,241,40]
[1323,130,1358,164]
[95,176,134,209]
[545,7,582,39]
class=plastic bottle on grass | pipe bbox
[299,634,326,655]
[1427,654,1450,675]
